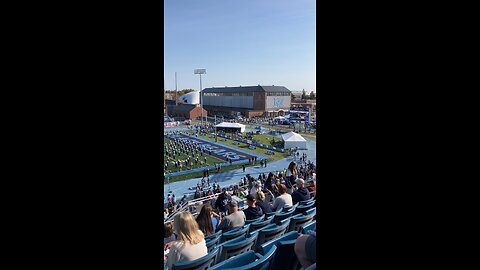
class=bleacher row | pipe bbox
[169,199,317,270]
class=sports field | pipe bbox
[164,138,225,173]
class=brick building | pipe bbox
[166,104,207,120]
[202,85,291,118]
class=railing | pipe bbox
[164,186,316,224]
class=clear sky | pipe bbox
[164,0,316,93]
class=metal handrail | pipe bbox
[164,187,316,225]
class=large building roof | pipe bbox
[203,85,291,93]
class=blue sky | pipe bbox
[164,0,316,92]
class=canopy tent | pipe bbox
[281,132,307,150]
[273,116,286,120]
[215,122,246,133]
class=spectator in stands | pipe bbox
[164,222,176,246]
[255,191,272,214]
[250,181,261,196]
[166,212,208,269]
[215,189,229,214]
[295,225,316,269]
[243,194,264,220]
[286,162,298,194]
[292,179,311,205]
[307,180,316,199]
[272,184,293,211]
[195,204,217,236]
[216,201,246,232]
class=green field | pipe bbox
[164,138,225,173]
[186,131,290,162]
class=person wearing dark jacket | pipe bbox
[215,189,229,214]
[255,191,272,214]
[243,195,264,221]
[292,178,311,205]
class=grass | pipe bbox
[187,130,290,162]
[164,138,225,173]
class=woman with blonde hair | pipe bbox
[166,212,208,269]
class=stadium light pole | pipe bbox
[194,69,206,126]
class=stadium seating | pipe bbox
[254,222,290,251]
[245,214,265,225]
[171,246,220,270]
[272,209,295,224]
[264,210,280,219]
[221,224,250,243]
[287,212,315,232]
[211,244,277,270]
[232,244,277,270]
[209,250,259,270]
[218,231,259,261]
[205,230,222,242]
[259,231,301,270]
[206,234,221,253]
[294,201,315,215]
[299,198,314,205]
[248,216,274,234]
[281,203,298,212]
[301,220,316,234]
[304,207,316,217]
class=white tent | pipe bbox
[273,116,286,121]
[281,132,307,150]
[215,122,246,133]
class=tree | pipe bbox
[309,91,315,99]
[301,89,306,100]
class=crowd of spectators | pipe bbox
[163,161,317,269]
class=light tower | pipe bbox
[194,69,206,125]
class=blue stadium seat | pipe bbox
[259,231,300,255]
[225,245,277,270]
[295,201,315,215]
[245,214,265,225]
[248,216,274,234]
[171,246,220,270]
[301,220,316,234]
[264,210,280,219]
[209,250,259,270]
[248,223,276,238]
[221,224,250,243]
[304,207,316,217]
[288,212,315,232]
[272,209,295,224]
[205,230,222,242]
[260,232,300,270]
[254,222,290,251]
[219,231,259,261]
[206,234,221,253]
[299,198,314,205]
[281,203,298,212]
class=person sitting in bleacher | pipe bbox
[216,201,245,232]
[166,212,208,270]
[164,222,176,246]
[291,178,311,205]
[307,180,316,199]
[272,184,293,211]
[243,194,264,221]
[295,225,316,270]
[255,191,272,214]
[215,188,229,215]
[195,203,218,236]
